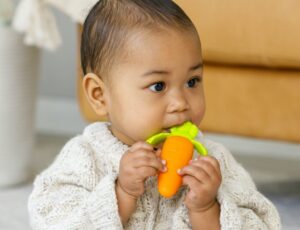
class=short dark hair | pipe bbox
[81,0,198,77]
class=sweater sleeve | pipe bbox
[28,137,123,230]
[205,140,281,230]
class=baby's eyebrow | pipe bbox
[142,70,169,77]
[142,62,203,77]
[190,62,203,71]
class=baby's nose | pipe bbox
[167,91,189,113]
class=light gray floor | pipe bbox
[0,133,299,229]
[0,134,69,230]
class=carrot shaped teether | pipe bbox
[146,121,208,198]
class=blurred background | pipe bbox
[0,0,300,229]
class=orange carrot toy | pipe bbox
[147,121,208,198]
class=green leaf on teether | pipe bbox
[170,121,198,139]
[192,140,208,156]
[146,133,170,146]
[146,121,208,156]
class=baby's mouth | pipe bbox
[163,121,187,133]
[162,128,171,133]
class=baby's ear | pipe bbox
[82,73,108,117]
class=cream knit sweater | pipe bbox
[28,122,281,229]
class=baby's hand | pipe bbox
[179,156,221,213]
[117,142,166,198]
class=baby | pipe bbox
[28,0,281,229]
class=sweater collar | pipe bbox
[83,122,129,169]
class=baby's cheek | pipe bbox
[130,123,156,142]
[196,103,206,121]
[193,110,205,125]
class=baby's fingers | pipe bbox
[134,152,166,172]
[137,166,161,179]
[194,156,222,181]
[129,141,155,152]
[195,156,222,180]
[179,165,210,183]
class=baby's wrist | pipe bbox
[189,199,218,214]
[115,180,138,226]
[188,199,221,229]
[116,179,139,201]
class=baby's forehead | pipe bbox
[119,26,200,57]
[109,29,202,74]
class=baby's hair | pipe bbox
[81,0,198,77]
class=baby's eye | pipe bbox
[149,82,166,92]
[186,77,201,88]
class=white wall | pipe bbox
[39,9,76,99]
[36,8,87,135]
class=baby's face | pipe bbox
[105,28,205,146]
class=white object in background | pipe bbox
[0,0,14,26]
[0,27,40,187]
[13,0,61,50]
[12,0,97,50]
[46,0,97,23]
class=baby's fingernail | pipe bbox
[161,159,166,165]
[200,157,209,161]
[177,169,182,175]
[189,158,197,164]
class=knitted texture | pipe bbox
[28,122,281,229]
